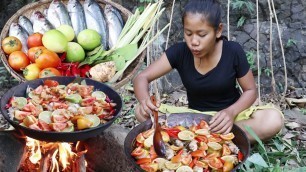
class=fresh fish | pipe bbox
[18,16,33,35]
[9,22,29,53]
[67,0,87,37]
[84,0,108,49]
[31,11,54,34]
[104,4,123,49]
[111,5,124,27]
[47,0,72,28]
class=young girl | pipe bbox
[133,0,283,143]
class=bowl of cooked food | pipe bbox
[0,76,122,142]
[124,113,250,172]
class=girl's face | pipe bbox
[183,13,222,58]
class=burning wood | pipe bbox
[18,137,87,172]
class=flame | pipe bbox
[26,137,42,164]
[24,137,87,172]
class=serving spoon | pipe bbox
[150,95,166,157]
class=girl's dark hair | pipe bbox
[183,0,222,30]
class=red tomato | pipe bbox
[222,144,231,156]
[238,151,244,161]
[140,163,158,172]
[28,46,46,63]
[136,133,145,144]
[27,33,43,48]
[35,49,61,69]
[39,67,61,78]
[131,147,146,157]
[220,132,235,141]
[44,79,59,87]
[136,158,151,165]
[191,150,206,158]
[8,51,30,71]
[208,157,223,170]
[195,135,208,143]
[1,36,22,54]
[198,120,209,129]
[49,122,67,131]
[164,128,180,138]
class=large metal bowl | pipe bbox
[0,76,123,142]
[124,113,250,171]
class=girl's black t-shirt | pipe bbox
[165,40,250,111]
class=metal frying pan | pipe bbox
[124,113,250,171]
[0,76,123,142]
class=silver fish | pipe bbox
[31,11,54,34]
[67,0,87,37]
[84,0,108,49]
[47,0,72,28]
[104,4,123,49]
[9,22,29,53]
[18,16,33,35]
[111,5,124,27]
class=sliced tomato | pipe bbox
[198,120,209,129]
[49,122,67,131]
[142,128,154,138]
[149,146,158,160]
[29,123,42,130]
[38,119,51,131]
[181,154,192,165]
[238,151,244,161]
[195,160,208,168]
[131,147,146,157]
[14,110,31,121]
[136,133,145,144]
[199,142,208,151]
[136,158,151,165]
[44,80,59,87]
[81,97,96,106]
[191,150,206,158]
[164,128,180,138]
[77,85,94,97]
[208,157,223,170]
[222,144,231,156]
[220,132,235,141]
[195,135,208,143]
[140,163,158,172]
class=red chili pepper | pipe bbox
[65,68,72,76]
[80,65,91,77]
[238,151,244,161]
[5,97,14,109]
[71,64,80,76]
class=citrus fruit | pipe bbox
[195,128,210,135]
[207,142,222,150]
[164,161,181,170]
[57,25,75,41]
[144,134,153,148]
[91,91,106,101]
[178,130,195,141]
[176,165,193,172]
[66,42,85,62]
[65,94,82,103]
[11,97,27,109]
[77,29,101,50]
[84,115,100,128]
[38,111,52,124]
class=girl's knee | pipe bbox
[264,108,284,132]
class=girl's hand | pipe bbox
[209,109,235,134]
[135,97,160,122]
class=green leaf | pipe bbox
[237,16,246,27]
[247,153,269,167]
[114,43,138,61]
[111,54,126,71]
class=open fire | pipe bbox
[19,137,87,172]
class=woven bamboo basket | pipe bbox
[0,0,145,90]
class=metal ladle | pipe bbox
[150,95,166,157]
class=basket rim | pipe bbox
[0,0,144,89]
